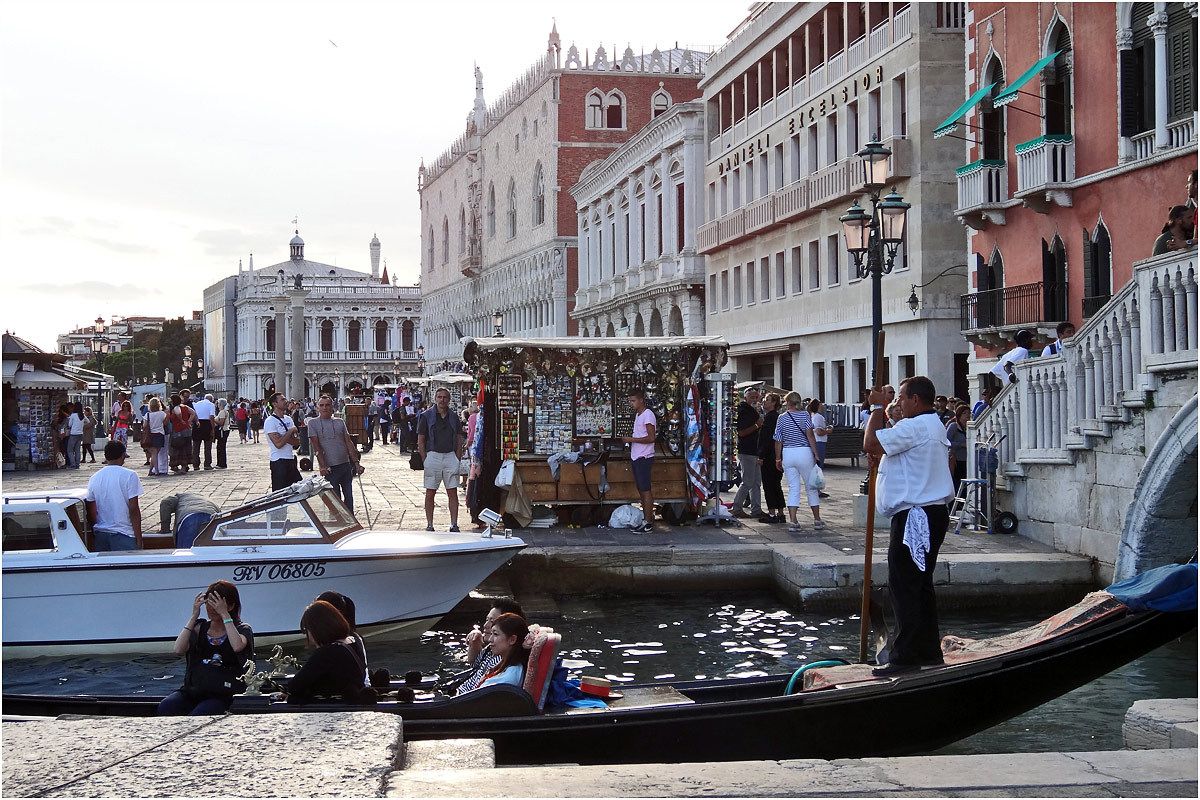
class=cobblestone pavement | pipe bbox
[3,435,1054,557]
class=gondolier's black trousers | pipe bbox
[887,504,950,666]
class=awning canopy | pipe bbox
[2,360,86,391]
[464,335,728,352]
[995,51,1060,107]
[933,82,996,138]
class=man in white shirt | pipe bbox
[989,329,1033,386]
[264,392,302,490]
[191,393,217,471]
[85,441,144,551]
[864,376,954,676]
[1040,321,1076,357]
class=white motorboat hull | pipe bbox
[3,535,523,658]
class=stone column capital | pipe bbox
[1148,10,1169,34]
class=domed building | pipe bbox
[202,230,422,399]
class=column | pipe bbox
[626,176,639,269]
[1083,342,1096,420]
[660,152,676,258]
[288,289,309,400]
[1116,27,1135,160]
[772,352,783,389]
[1150,10,1170,150]
[273,299,287,397]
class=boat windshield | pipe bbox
[211,503,324,542]
[302,489,361,540]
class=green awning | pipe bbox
[933,82,996,138]
[994,51,1061,107]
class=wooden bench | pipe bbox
[823,427,863,466]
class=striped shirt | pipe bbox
[773,410,814,448]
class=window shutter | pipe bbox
[1167,27,1195,121]
[1081,229,1096,309]
[1119,48,1146,136]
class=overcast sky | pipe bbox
[0,0,734,351]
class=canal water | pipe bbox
[5,593,1194,755]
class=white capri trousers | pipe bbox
[782,446,821,509]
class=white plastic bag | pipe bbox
[608,504,645,529]
[809,465,827,491]
[495,459,516,489]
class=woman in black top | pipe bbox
[283,600,374,705]
[756,392,786,523]
[158,581,254,715]
[316,590,369,687]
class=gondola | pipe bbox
[5,566,1195,766]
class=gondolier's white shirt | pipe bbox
[874,411,954,517]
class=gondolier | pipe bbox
[863,376,954,676]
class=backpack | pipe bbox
[235,406,248,422]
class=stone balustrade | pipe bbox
[1015,135,1075,194]
[971,248,1197,479]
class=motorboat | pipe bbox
[1,477,524,658]
[5,564,1194,765]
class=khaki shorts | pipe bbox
[423,450,461,491]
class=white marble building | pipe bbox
[699,2,972,401]
[203,231,422,399]
[571,101,707,337]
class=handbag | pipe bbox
[409,450,424,471]
[495,459,516,489]
[809,464,827,491]
[458,456,472,475]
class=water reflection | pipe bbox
[4,593,1193,755]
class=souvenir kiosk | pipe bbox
[463,336,733,525]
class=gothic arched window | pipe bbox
[265,318,275,352]
[426,226,434,268]
[981,55,1006,162]
[532,163,545,226]
[1082,222,1113,318]
[374,320,388,352]
[507,179,517,238]
[402,319,415,351]
[459,206,466,256]
[651,87,672,118]
[585,90,604,129]
[320,320,333,352]
[604,90,626,129]
[348,319,361,352]
[441,217,449,264]
[486,183,496,237]
[1043,20,1073,136]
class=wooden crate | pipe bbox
[522,482,558,502]
[515,462,554,484]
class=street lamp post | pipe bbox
[334,368,342,398]
[416,343,426,377]
[181,345,193,387]
[492,309,504,337]
[90,316,110,373]
[839,139,911,388]
[905,264,969,314]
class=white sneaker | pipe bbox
[787,523,803,533]
[813,519,827,530]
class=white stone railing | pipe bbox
[745,194,776,232]
[1130,130,1156,161]
[869,20,890,54]
[697,220,720,253]
[1015,135,1075,194]
[775,179,808,221]
[970,249,1197,478]
[956,160,1007,210]
[1168,116,1195,149]
[238,350,417,363]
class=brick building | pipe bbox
[418,26,707,365]
[950,1,1196,388]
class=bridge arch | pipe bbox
[1115,395,1198,581]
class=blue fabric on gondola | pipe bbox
[1106,563,1197,612]
[544,663,606,709]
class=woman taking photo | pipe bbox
[474,612,530,690]
[773,392,824,533]
[281,600,374,705]
[756,393,785,523]
[158,581,254,715]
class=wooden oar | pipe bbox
[858,330,885,664]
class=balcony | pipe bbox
[238,350,419,364]
[955,159,1008,230]
[1014,135,1074,212]
[774,180,809,222]
[745,194,776,234]
[459,240,482,278]
[809,158,864,209]
[697,220,720,253]
[1082,293,1112,320]
[716,209,746,244]
[960,280,1068,348]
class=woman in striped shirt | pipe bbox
[773,392,825,532]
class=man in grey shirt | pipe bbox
[417,387,464,533]
[160,492,219,535]
[307,394,364,513]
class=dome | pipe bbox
[290,232,305,246]
[370,233,380,245]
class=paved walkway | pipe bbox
[3,436,1053,558]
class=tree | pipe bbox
[82,347,158,383]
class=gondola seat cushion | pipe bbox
[522,626,561,711]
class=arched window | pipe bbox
[981,55,1006,162]
[265,318,276,352]
[1043,21,1073,136]
[426,226,434,268]
[604,90,626,129]
[347,319,361,352]
[458,206,466,255]
[532,163,545,226]
[374,320,389,352]
[586,90,604,129]
[320,319,333,352]
[507,179,517,238]
[1041,235,1068,320]
[401,319,415,351]
[486,183,496,237]
[651,87,672,118]
[978,249,1005,328]
[1083,222,1113,318]
[441,217,449,264]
